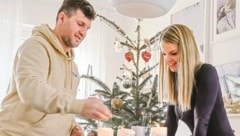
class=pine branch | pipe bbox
[151,75,158,93]
[139,31,162,50]
[138,74,153,90]
[127,121,142,128]
[120,41,136,50]
[80,75,111,93]
[95,89,112,98]
[122,103,137,117]
[146,75,158,109]
[139,63,159,78]
[97,14,136,50]
[132,54,139,73]
[149,31,162,45]
[118,91,130,98]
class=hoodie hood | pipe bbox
[32,24,74,60]
[32,24,75,89]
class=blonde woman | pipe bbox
[159,24,234,136]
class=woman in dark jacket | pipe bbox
[158,24,234,136]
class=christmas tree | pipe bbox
[79,14,167,135]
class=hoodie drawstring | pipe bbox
[64,57,73,90]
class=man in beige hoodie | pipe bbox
[0,0,112,135]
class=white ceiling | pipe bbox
[36,0,193,15]
[25,0,194,26]
[84,0,192,15]
[38,0,112,9]
[37,0,193,12]
[88,0,113,11]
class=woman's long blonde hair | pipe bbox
[159,24,201,111]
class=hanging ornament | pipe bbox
[124,51,133,62]
[122,78,132,89]
[122,64,133,79]
[141,50,151,62]
[112,82,119,97]
[111,97,123,110]
[142,38,152,62]
[114,38,122,53]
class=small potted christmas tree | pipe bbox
[79,14,167,135]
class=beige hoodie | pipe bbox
[0,24,85,136]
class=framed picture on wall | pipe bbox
[171,0,206,61]
[215,61,240,114]
[211,0,240,43]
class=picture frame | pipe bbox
[211,0,240,43]
[171,0,207,61]
[215,61,240,114]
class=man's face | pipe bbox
[59,9,92,50]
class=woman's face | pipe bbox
[160,41,179,72]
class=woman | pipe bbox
[159,24,234,136]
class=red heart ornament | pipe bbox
[141,51,151,62]
[125,51,133,62]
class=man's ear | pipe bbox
[57,12,66,23]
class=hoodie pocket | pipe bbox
[10,102,46,125]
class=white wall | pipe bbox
[210,37,240,66]
[22,0,61,27]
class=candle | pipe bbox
[131,126,146,136]
[149,127,167,136]
[117,128,135,136]
[98,127,114,136]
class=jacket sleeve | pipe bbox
[166,105,178,136]
[193,64,220,136]
[14,40,84,115]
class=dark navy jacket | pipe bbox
[166,64,234,136]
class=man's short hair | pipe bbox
[57,0,96,21]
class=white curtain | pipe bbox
[0,0,22,101]
[75,10,129,99]
[75,14,107,99]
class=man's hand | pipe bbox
[81,97,112,121]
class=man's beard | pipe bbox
[62,36,75,48]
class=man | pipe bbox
[0,0,112,135]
